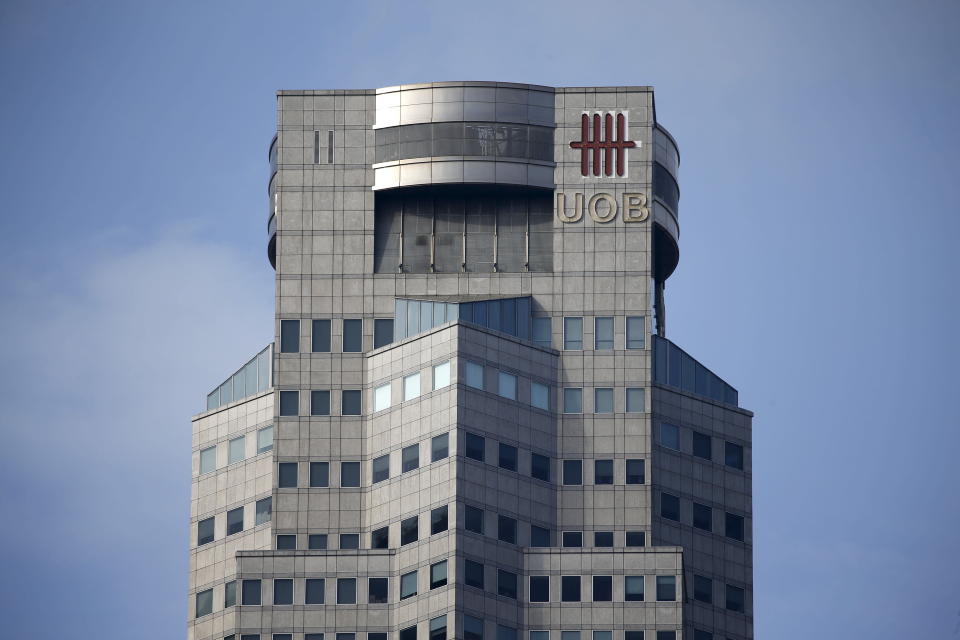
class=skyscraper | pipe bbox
[189,82,753,640]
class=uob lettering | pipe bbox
[555,192,649,224]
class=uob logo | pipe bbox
[569,112,637,177]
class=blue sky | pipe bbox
[1,1,958,637]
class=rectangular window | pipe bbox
[273,578,293,605]
[373,318,393,349]
[374,383,391,412]
[531,453,550,481]
[464,432,485,461]
[626,459,645,484]
[400,515,418,545]
[693,631,712,640]
[279,390,299,416]
[656,575,677,601]
[313,129,320,163]
[626,387,645,412]
[693,502,713,531]
[430,560,448,589]
[224,580,236,607]
[497,569,518,599]
[464,615,484,640]
[227,507,243,536]
[656,634,676,640]
[341,390,361,415]
[530,525,550,547]
[625,634,643,640]
[498,515,518,543]
[562,531,583,548]
[594,531,613,547]
[306,636,324,640]
[278,462,298,488]
[228,436,245,464]
[594,459,614,484]
[372,454,390,483]
[498,443,518,471]
[693,574,712,603]
[532,316,552,347]
[255,497,272,525]
[692,431,712,460]
[563,388,582,413]
[431,505,448,534]
[594,316,613,349]
[499,627,518,640]
[308,534,328,549]
[530,632,549,640]
[311,390,330,416]
[340,461,360,487]
[342,319,362,352]
[433,361,451,389]
[197,517,214,546]
[400,628,416,640]
[660,493,679,521]
[403,373,421,401]
[529,575,549,602]
[242,579,261,605]
[280,320,299,353]
[563,460,583,485]
[464,505,484,534]
[327,130,334,163]
[465,361,484,389]
[624,576,644,601]
[726,584,745,612]
[371,526,388,549]
[430,615,447,640]
[660,422,680,451]
[594,387,614,413]
[563,317,583,350]
[464,559,484,589]
[593,575,613,601]
[337,578,357,604]
[626,316,645,349]
[399,571,417,599]
[305,578,325,604]
[531,382,550,410]
[725,441,744,469]
[276,534,296,549]
[199,446,216,475]
[257,425,273,454]
[725,512,745,541]
[195,588,213,617]
[368,577,388,604]
[339,533,359,549]
[625,531,645,547]
[310,461,329,487]
[312,319,331,352]
[431,433,449,461]
[561,575,581,602]
[402,444,419,472]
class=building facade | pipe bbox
[189,82,753,640]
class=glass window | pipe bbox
[563,388,582,413]
[593,633,611,640]
[626,387,645,412]
[276,534,296,549]
[464,505,484,534]
[341,462,360,487]
[498,515,518,543]
[229,436,245,464]
[726,584,745,612]
[199,446,216,475]
[224,580,236,607]
[497,569,518,599]
[692,431,712,460]
[399,571,417,599]
[498,443,518,471]
[725,441,744,469]
[563,317,583,350]
[400,628,417,640]
[594,531,613,547]
[310,461,329,487]
[656,634,676,640]
[278,462,298,488]
[498,627,518,640]
[625,531,645,547]
[562,531,583,548]
[464,615,484,640]
[305,578,325,604]
[465,361,484,389]
[306,636,324,640]
[339,533,359,549]
[594,317,613,349]
[368,577,388,604]
[594,459,613,484]
[308,534,328,549]
[594,388,614,413]
[532,316,552,347]
[279,390,299,416]
[402,444,419,472]
[530,575,549,602]
[531,453,550,481]
[593,576,612,601]
[626,316,645,349]
[227,511,246,539]
[433,361,451,389]
[373,383,391,411]
[273,578,293,605]
[660,423,680,451]
[626,459,645,484]
[403,373,420,401]
[660,493,679,521]
[693,631,712,640]
[561,575,581,602]
[431,433,449,461]
[563,460,582,485]
[656,575,676,601]
[342,319,362,352]
[625,576,644,601]
[430,615,447,640]
[725,512,745,541]
[197,517,214,546]
[337,577,357,604]
[195,588,213,617]
[530,525,550,547]
[464,432,485,461]
[280,319,299,353]
[372,455,390,483]
[693,502,713,531]
[311,390,330,416]
[242,579,261,605]
[694,574,712,603]
[530,632,548,640]
[373,318,393,349]
[430,560,448,589]
[257,426,273,454]
[312,319,331,352]
[400,515,418,545]
[531,382,550,410]
[431,505,448,534]
[337,390,360,416]
[497,371,517,400]
[255,497,272,525]
[371,526,388,549]
[464,559,484,589]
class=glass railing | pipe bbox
[206,344,273,411]
[652,335,738,406]
[394,296,533,342]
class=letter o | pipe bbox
[588,192,617,223]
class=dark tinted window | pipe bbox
[625,633,644,640]
[197,517,214,546]
[593,575,612,601]
[563,388,582,413]
[594,531,613,547]
[341,390,361,415]
[373,318,393,349]
[278,462,298,488]
[626,316,645,349]
[431,433,449,461]
[311,390,330,416]
[726,584,745,612]
[305,578,325,604]
[195,588,212,617]
[626,459,645,484]
[400,515,418,545]
[625,576,644,601]
[372,455,389,483]
[371,526,389,549]
[276,534,296,549]
[400,572,417,600]
[337,578,356,604]
[625,531,645,547]
[339,533,359,549]
[594,459,613,484]
[310,461,329,487]
[497,515,517,543]
[242,579,261,605]
[561,576,581,601]
[273,579,293,605]
[255,497,272,525]
[340,462,360,487]
[531,453,550,481]
[368,577,388,603]
[594,388,614,413]
[464,616,484,640]
[431,505,448,534]
[430,561,448,589]
[563,317,583,349]
[464,559,484,589]
[661,493,680,521]
[693,503,712,531]
[656,634,676,640]
[692,431,712,460]
[725,512,745,541]
[342,319,362,352]
[497,569,517,599]
[312,319,331,352]
[308,534,328,549]
[529,575,549,602]
[725,441,744,469]
[656,575,676,601]
[464,505,484,534]
[562,531,583,547]
[498,443,518,471]
[224,580,236,607]
[400,627,417,640]
[402,444,419,472]
[594,316,613,349]
[279,390,298,416]
[280,320,299,353]
[563,460,582,485]
[532,316,552,347]
[464,432,485,461]
[530,525,550,547]
[693,574,712,603]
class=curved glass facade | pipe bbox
[653,161,680,215]
[375,122,554,164]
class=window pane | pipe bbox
[372,455,390,483]
[660,422,680,450]
[197,517,214,546]
[531,382,549,410]
[242,580,261,605]
[305,578,325,604]
[563,387,583,414]
[341,462,360,487]
[341,390,361,415]
[273,579,293,605]
[402,444,419,472]
[530,632,549,640]
[693,503,713,531]
[280,319,299,353]
[310,462,329,487]
[625,531,645,547]
[725,441,744,469]
[339,533,359,549]
[594,459,613,484]
[464,616,484,640]
[626,316,645,349]
[431,505,448,534]
[660,493,679,521]
[593,575,612,601]
[625,576,644,601]
[497,569,517,598]
[563,317,583,349]
[343,319,362,352]
[530,576,549,602]
[430,561,448,588]
[562,531,582,547]
[403,373,421,401]
[530,525,550,547]
[594,316,613,349]
[726,584,745,612]
[498,443,518,471]
[626,387,645,412]
[594,531,613,547]
[464,559,484,589]
[430,616,447,640]
[694,574,712,603]
[308,534,328,549]
[257,426,273,454]
[400,628,417,640]
[692,431,712,460]
[400,516,418,545]
[373,318,393,349]
[726,512,745,541]
[199,447,216,475]
[561,576,581,601]
[498,627,518,640]
[400,571,417,599]
[312,319,331,352]
[228,436,245,464]
[227,507,243,535]
[374,383,391,411]
[371,526,389,549]
[594,388,613,413]
[276,534,296,549]
[255,497,272,525]
[195,588,213,617]
[656,575,676,601]
[532,316,551,347]
[368,577,388,604]
[337,578,357,604]
[311,390,330,416]
[465,361,484,389]
[498,515,517,543]
[563,460,582,485]
[433,361,451,389]
[279,390,299,416]
[464,505,484,534]
[278,462,298,488]
[497,371,517,400]
[464,432,485,461]
[626,459,645,484]
[431,433,449,461]
[531,453,550,481]
[224,580,236,607]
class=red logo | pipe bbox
[569,113,636,177]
